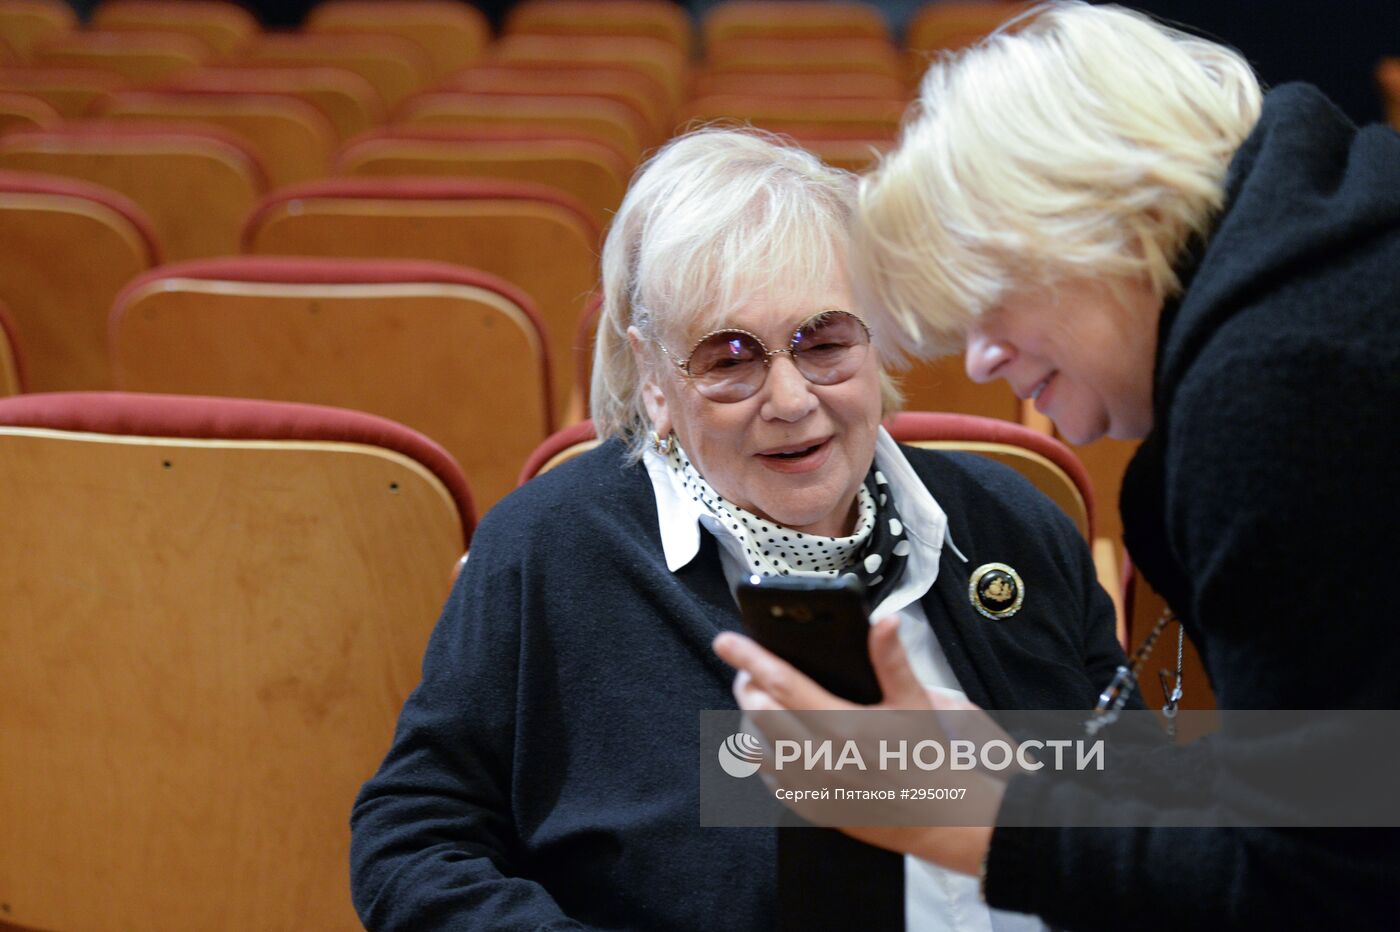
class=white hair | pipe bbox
[854,1,1263,356]
[592,126,902,456]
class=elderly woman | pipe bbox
[350,128,1129,931]
[718,3,1400,929]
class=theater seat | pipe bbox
[336,127,629,230]
[102,89,337,187]
[0,121,267,259]
[305,0,491,79]
[111,257,553,511]
[0,0,77,56]
[243,176,598,424]
[0,170,160,390]
[0,390,472,932]
[90,0,259,58]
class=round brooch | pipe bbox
[968,562,1025,620]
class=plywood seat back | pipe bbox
[443,64,666,141]
[243,178,597,425]
[893,354,1023,424]
[905,1,1023,55]
[31,29,212,83]
[0,390,471,932]
[336,131,628,231]
[305,0,491,79]
[1379,57,1400,131]
[0,121,266,259]
[703,0,890,44]
[782,133,893,172]
[239,33,434,107]
[102,89,336,186]
[0,65,129,116]
[0,170,160,390]
[706,36,903,79]
[396,90,645,164]
[0,0,77,56]
[506,0,694,55]
[0,90,60,134]
[112,257,553,510]
[90,0,260,57]
[692,69,909,101]
[164,65,386,141]
[491,33,687,114]
[0,299,26,395]
[679,93,905,138]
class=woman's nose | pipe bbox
[965,333,1013,384]
[760,354,818,421]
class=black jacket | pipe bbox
[985,84,1400,931]
[350,439,1125,930]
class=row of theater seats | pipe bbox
[0,3,1029,511]
[4,390,1190,930]
[0,0,1146,545]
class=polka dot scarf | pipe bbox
[668,440,910,604]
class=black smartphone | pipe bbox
[735,575,882,705]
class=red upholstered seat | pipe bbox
[517,417,604,485]
[885,410,1097,539]
[0,390,474,532]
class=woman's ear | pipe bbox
[628,326,671,437]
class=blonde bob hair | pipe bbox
[855,1,1263,356]
[592,127,902,457]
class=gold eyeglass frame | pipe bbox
[656,308,872,386]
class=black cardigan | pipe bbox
[350,438,1125,931]
[985,85,1400,930]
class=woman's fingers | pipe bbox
[713,631,853,710]
[868,617,933,710]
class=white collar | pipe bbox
[643,426,965,578]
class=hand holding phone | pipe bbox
[735,575,882,704]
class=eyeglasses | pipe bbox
[657,309,872,403]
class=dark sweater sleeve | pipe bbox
[981,332,1400,929]
[349,531,588,931]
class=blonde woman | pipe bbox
[720,2,1400,928]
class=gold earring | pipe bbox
[650,431,674,456]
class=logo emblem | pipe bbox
[718,732,764,778]
[969,562,1025,620]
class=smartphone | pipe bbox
[735,575,882,704]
